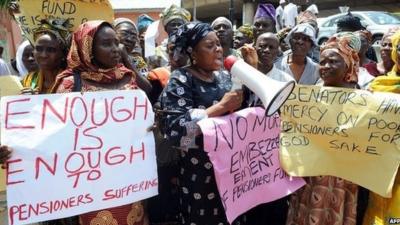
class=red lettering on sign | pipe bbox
[5,98,35,129]
[6,159,25,185]
[90,98,109,126]
[35,153,58,180]
[111,96,132,122]
[105,147,126,165]
[81,126,104,151]
[70,97,88,127]
[129,142,146,163]
[132,97,148,120]
[41,97,69,129]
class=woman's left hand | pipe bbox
[118,44,130,64]
[240,44,258,69]
[0,146,12,169]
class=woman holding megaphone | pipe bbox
[159,22,244,225]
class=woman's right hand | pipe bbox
[0,145,12,169]
[207,90,243,117]
[219,90,244,112]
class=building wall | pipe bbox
[0,10,23,61]
[115,11,161,25]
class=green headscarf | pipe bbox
[160,4,191,27]
[237,24,253,40]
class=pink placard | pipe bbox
[198,107,305,223]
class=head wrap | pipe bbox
[388,30,400,77]
[334,32,361,52]
[113,18,138,31]
[254,4,276,21]
[369,76,400,92]
[16,40,31,77]
[236,24,253,40]
[277,27,292,42]
[337,12,365,31]
[171,22,213,63]
[137,14,154,32]
[211,17,232,29]
[51,20,136,92]
[285,23,317,46]
[279,0,286,4]
[382,26,400,42]
[355,29,372,44]
[32,19,71,51]
[320,36,360,84]
[297,10,317,25]
[160,4,191,27]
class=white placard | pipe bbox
[1,90,157,225]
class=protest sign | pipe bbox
[14,0,114,44]
[0,75,23,192]
[198,107,305,223]
[0,90,157,225]
[0,76,23,98]
[0,75,22,97]
[280,85,400,197]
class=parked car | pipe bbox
[317,11,400,45]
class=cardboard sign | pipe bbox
[1,90,157,225]
[280,85,400,197]
[198,107,305,223]
[14,0,114,44]
[0,76,23,98]
[0,75,23,192]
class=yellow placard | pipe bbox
[280,85,400,197]
[0,75,22,191]
[0,75,23,98]
[0,172,4,192]
[14,0,114,44]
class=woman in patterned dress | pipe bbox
[160,22,244,225]
[286,34,361,225]
[51,20,148,225]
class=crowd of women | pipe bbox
[0,1,399,225]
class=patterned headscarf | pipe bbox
[171,22,213,63]
[52,21,136,92]
[285,23,317,46]
[277,27,292,43]
[32,19,71,53]
[334,32,361,52]
[356,30,372,45]
[113,18,138,31]
[160,4,191,27]
[297,10,317,25]
[321,36,360,84]
[137,14,154,32]
[254,3,276,21]
[211,17,232,29]
[382,26,400,41]
[388,30,400,77]
[236,24,253,40]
